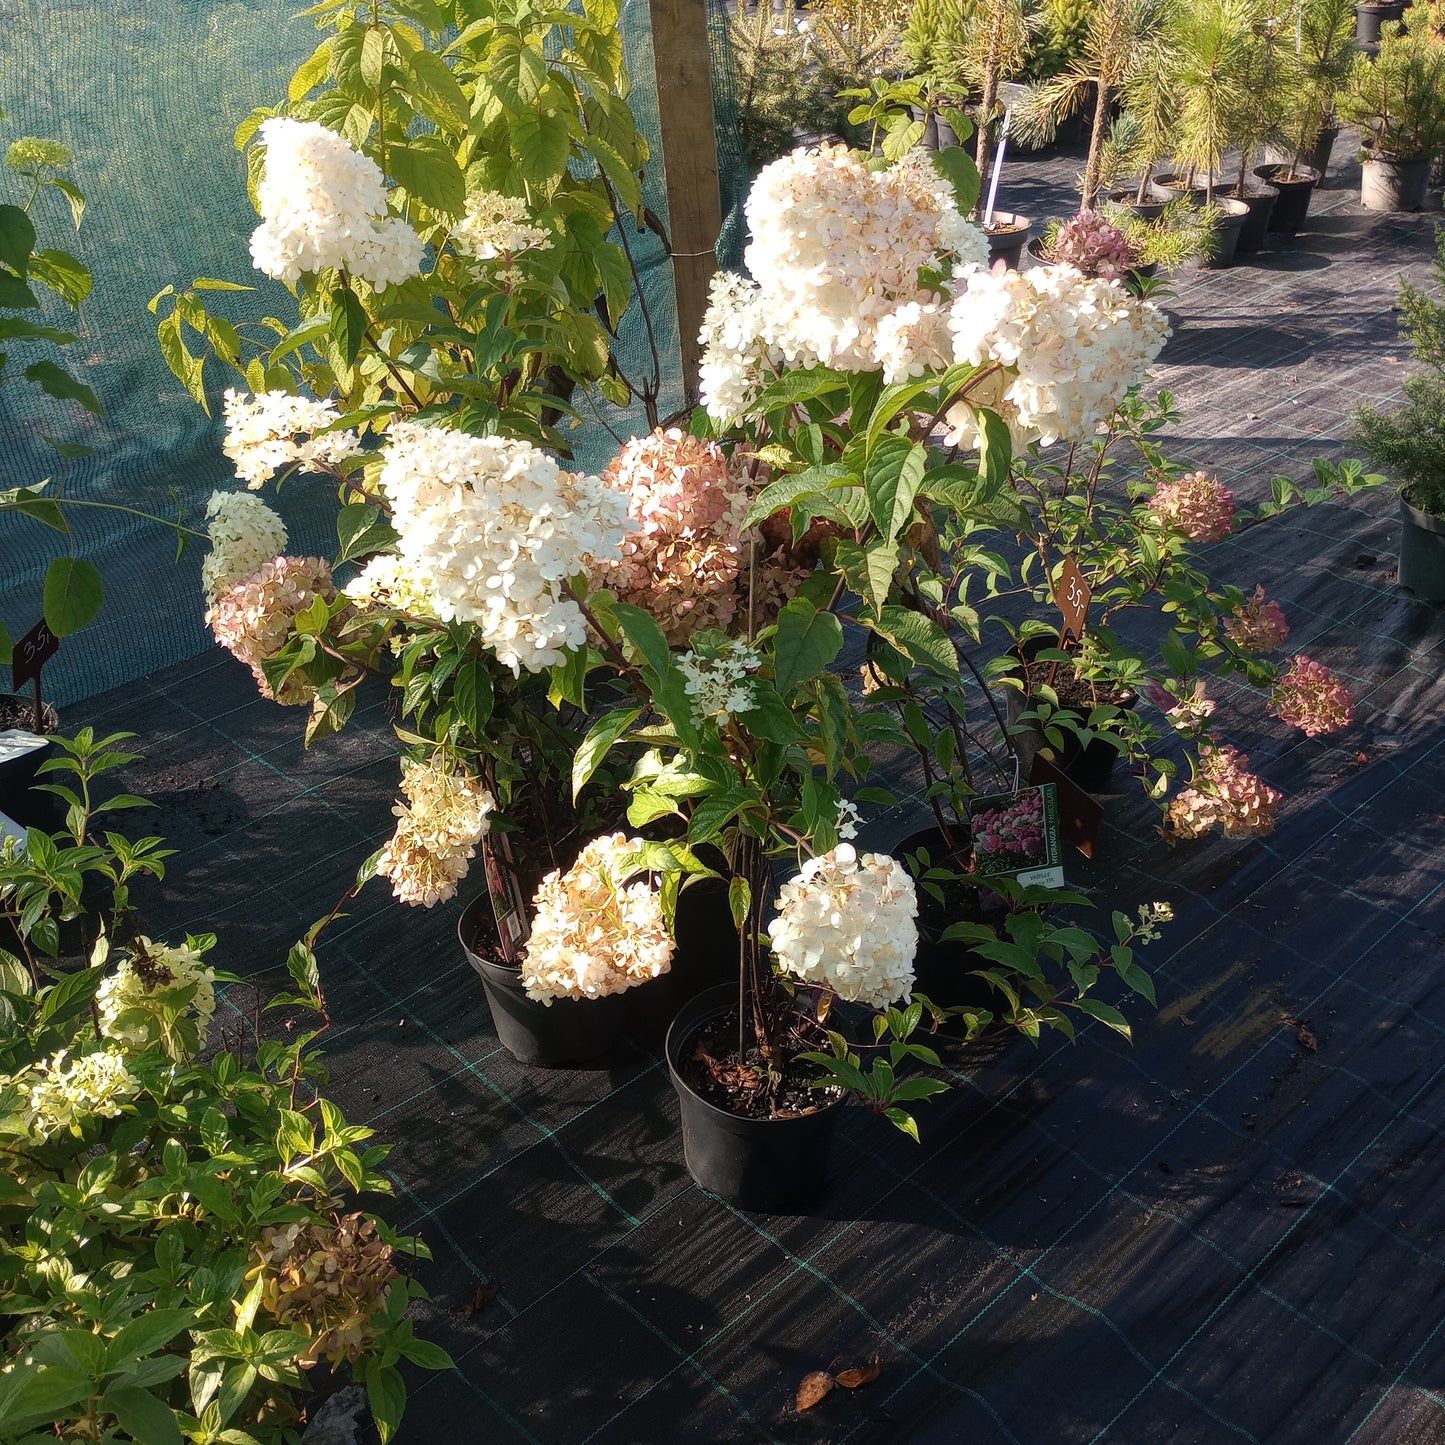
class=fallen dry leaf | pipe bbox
[796,1371,835,1411]
[833,1356,882,1390]
[467,1280,500,1316]
[1281,1014,1318,1053]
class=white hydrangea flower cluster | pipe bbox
[96,938,218,1059]
[201,489,288,601]
[521,832,674,1004]
[451,191,553,260]
[376,422,629,674]
[945,263,1171,447]
[377,756,495,908]
[222,389,361,488]
[698,144,988,420]
[26,1047,137,1137]
[249,117,423,290]
[767,843,918,1009]
[677,641,763,727]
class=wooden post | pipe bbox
[648,0,724,406]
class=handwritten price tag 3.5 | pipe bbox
[11,619,59,693]
[1054,556,1092,646]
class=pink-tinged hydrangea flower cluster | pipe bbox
[521,833,674,1004]
[208,555,337,705]
[201,490,289,602]
[1224,585,1290,654]
[1045,210,1137,281]
[375,422,629,674]
[591,428,750,644]
[1146,679,1217,733]
[1269,656,1354,737]
[767,843,918,1009]
[973,790,1045,860]
[1166,743,1283,839]
[945,263,1171,447]
[222,389,361,489]
[1148,471,1238,543]
[377,757,495,908]
[249,117,423,290]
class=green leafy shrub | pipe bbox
[0,736,450,1443]
[1355,225,1445,517]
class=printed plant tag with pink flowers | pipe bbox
[968,784,1065,888]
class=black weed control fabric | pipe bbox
[77,146,1445,1442]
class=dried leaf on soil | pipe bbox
[833,1356,882,1389]
[796,1371,835,1411]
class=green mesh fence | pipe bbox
[0,0,748,706]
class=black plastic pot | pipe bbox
[909,106,941,152]
[984,212,1032,270]
[1399,493,1445,602]
[622,876,739,1046]
[1000,640,1135,794]
[1230,184,1279,254]
[1359,153,1430,212]
[1264,129,1339,183]
[666,984,844,1212]
[1201,197,1251,269]
[0,693,59,830]
[897,827,1003,1020]
[1106,189,1170,221]
[457,893,625,1067]
[1149,173,1220,207]
[1356,0,1405,42]
[1251,164,1318,235]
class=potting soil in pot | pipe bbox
[677,1007,839,1120]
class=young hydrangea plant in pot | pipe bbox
[1355,226,1445,601]
[972,390,1385,834]
[577,136,1184,1205]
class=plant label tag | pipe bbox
[968,783,1065,888]
[0,730,49,765]
[1054,556,1091,645]
[11,619,58,693]
[1029,754,1104,858]
[482,832,531,964]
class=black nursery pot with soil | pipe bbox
[1201,196,1252,269]
[1355,0,1406,43]
[1001,639,1136,794]
[0,693,60,830]
[666,983,844,1212]
[1253,163,1318,235]
[457,893,626,1067]
[1106,189,1170,222]
[1231,183,1279,254]
[984,212,1033,270]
